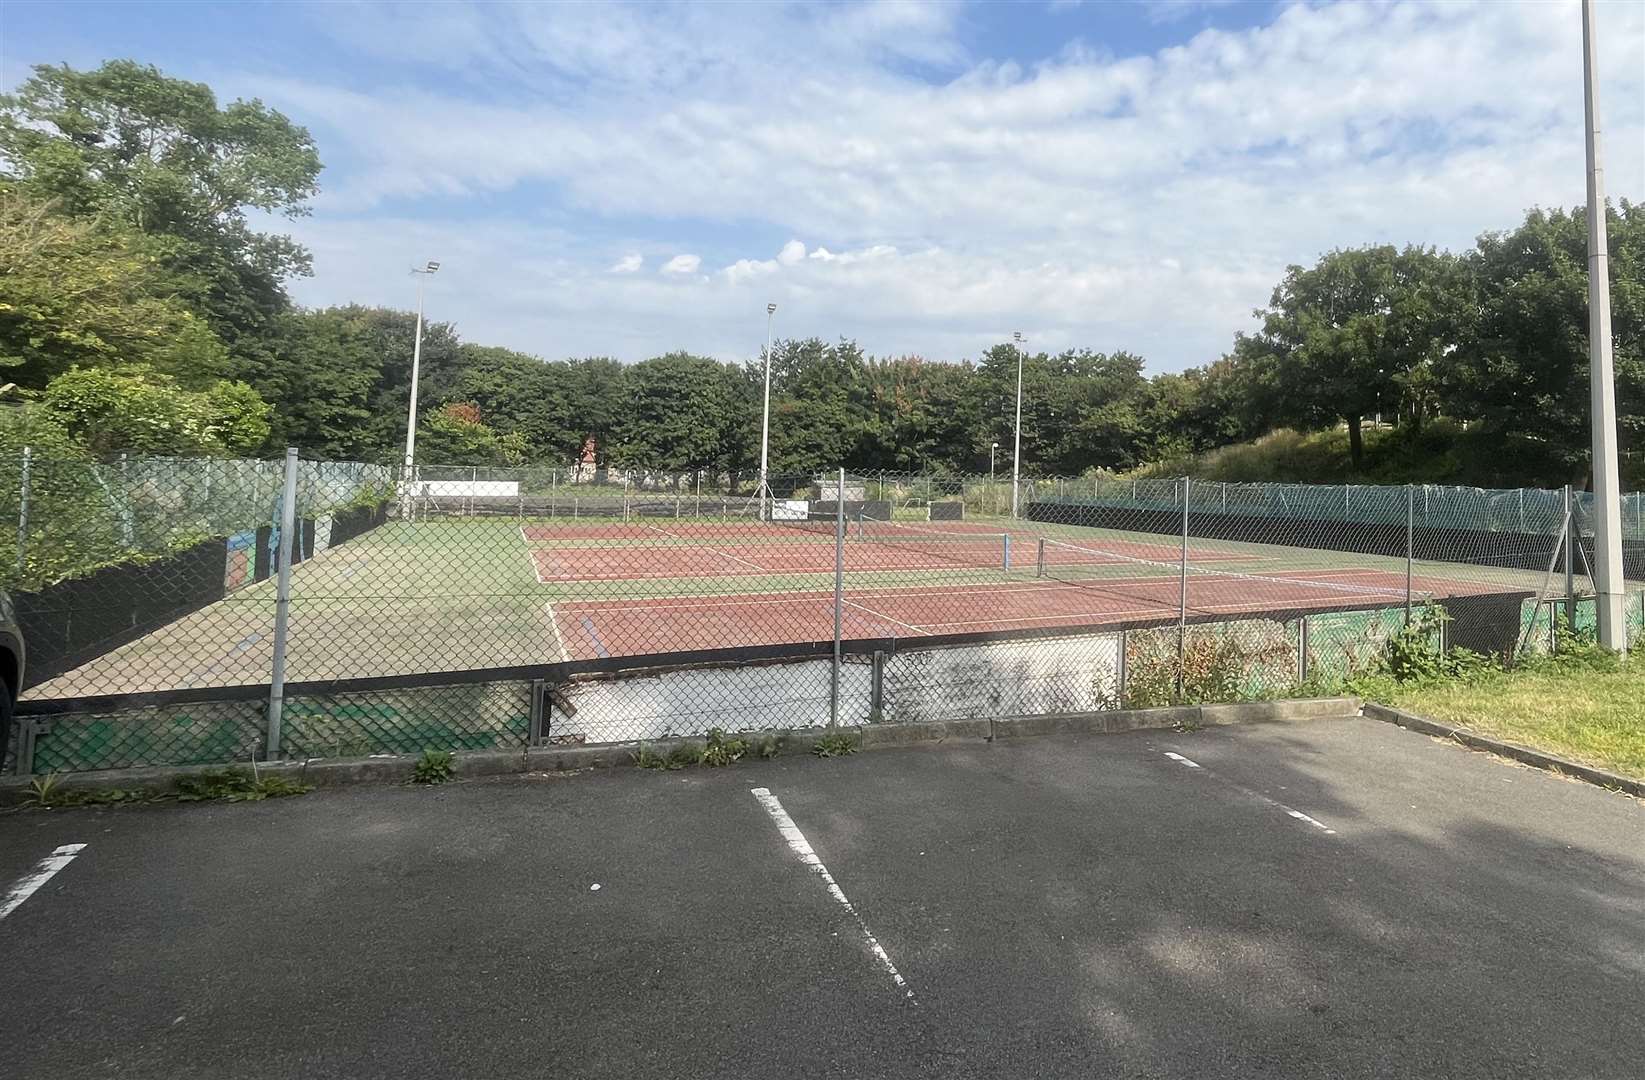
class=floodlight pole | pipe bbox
[401,261,439,515]
[1011,332,1025,518]
[1582,0,1626,651]
[990,442,998,483]
[757,303,776,519]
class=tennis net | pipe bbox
[857,518,1014,571]
[1035,535,1428,614]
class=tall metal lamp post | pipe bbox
[1581,0,1626,651]
[401,260,439,516]
[757,302,777,519]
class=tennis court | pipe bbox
[531,516,1526,660]
[27,509,1547,697]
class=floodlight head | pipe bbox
[1012,331,1024,344]
[426,261,440,273]
[767,303,777,315]
[992,441,999,449]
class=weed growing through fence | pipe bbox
[699,728,749,766]
[411,750,456,784]
[630,743,668,769]
[20,768,313,809]
[1123,630,1295,708]
[175,769,313,802]
[812,730,860,758]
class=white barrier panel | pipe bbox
[415,480,520,498]
[771,500,810,521]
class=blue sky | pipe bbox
[4,1,1643,372]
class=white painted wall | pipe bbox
[549,633,1121,744]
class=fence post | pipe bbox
[830,467,845,726]
[1518,488,1526,534]
[266,447,299,761]
[551,469,557,519]
[16,445,31,575]
[1405,484,1414,623]
[869,650,885,721]
[1564,484,1576,626]
[1115,629,1128,707]
[1176,477,1190,703]
[529,679,547,745]
[1297,616,1310,685]
[118,452,135,547]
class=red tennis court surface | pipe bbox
[549,568,1513,659]
[531,535,1242,581]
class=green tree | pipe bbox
[0,60,322,358]
[0,186,227,387]
[242,306,462,459]
[1444,202,1645,481]
[37,364,271,457]
[613,353,742,476]
[415,402,527,466]
[752,338,870,476]
[1250,245,1462,469]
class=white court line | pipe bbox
[0,843,87,921]
[841,599,927,636]
[749,787,915,1001]
[1161,752,1337,835]
[544,601,570,662]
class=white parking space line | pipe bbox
[1161,751,1337,836]
[0,843,87,921]
[749,787,915,1002]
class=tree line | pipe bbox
[2,60,1640,487]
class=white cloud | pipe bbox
[609,253,643,273]
[247,0,1644,370]
[723,257,779,285]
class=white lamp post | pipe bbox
[757,302,776,518]
[1011,331,1026,518]
[990,441,999,482]
[401,260,439,515]
[1581,0,1625,650]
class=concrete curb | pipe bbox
[1362,702,1645,799]
[0,696,1360,805]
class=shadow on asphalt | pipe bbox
[0,718,1640,1079]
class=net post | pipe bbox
[1002,533,1011,571]
[831,467,845,727]
[1405,484,1414,623]
[1036,537,1047,578]
[266,447,299,762]
[1176,476,1190,703]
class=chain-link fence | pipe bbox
[5,452,1642,775]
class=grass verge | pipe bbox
[1384,660,1645,782]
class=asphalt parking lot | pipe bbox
[2,716,1642,1079]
